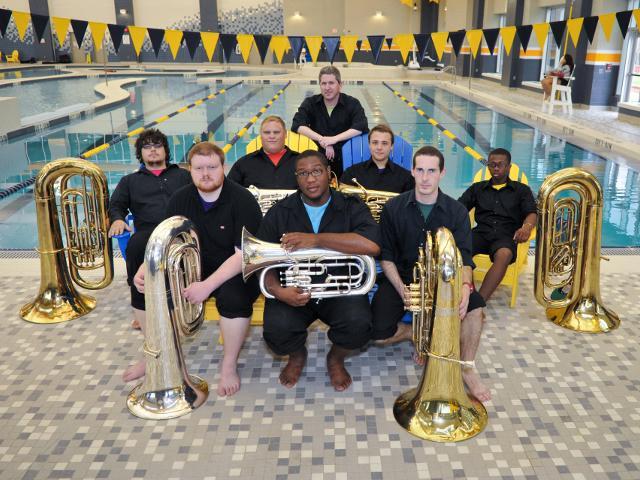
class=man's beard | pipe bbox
[196,177,222,193]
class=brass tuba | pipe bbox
[20,158,113,324]
[394,227,488,442]
[127,216,208,419]
[247,185,296,216]
[534,167,619,333]
[241,227,376,299]
[336,178,398,222]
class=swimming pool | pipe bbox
[0,77,638,249]
[0,67,71,80]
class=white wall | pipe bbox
[48,0,115,23]
[0,1,30,12]
[133,0,199,29]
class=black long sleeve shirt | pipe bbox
[340,158,415,193]
[227,147,299,189]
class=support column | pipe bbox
[470,0,484,77]
[420,0,439,66]
[562,0,592,104]
[500,0,524,87]
[199,0,222,63]
[114,0,136,62]
[28,0,54,61]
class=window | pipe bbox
[540,6,565,80]
[619,0,640,103]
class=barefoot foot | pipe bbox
[131,318,141,330]
[279,348,307,388]
[326,345,352,392]
[217,367,241,397]
[375,322,412,346]
[462,368,492,402]
[123,360,146,382]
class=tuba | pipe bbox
[336,178,398,222]
[534,167,619,333]
[241,227,376,299]
[20,158,113,324]
[394,227,488,442]
[247,185,296,216]
[127,216,208,419]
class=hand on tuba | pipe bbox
[183,281,213,304]
[108,219,132,237]
[280,232,318,251]
[134,264,145,293]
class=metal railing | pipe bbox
[441,65,457,84]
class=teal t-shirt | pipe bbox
[417,201,434,222]
[303,197,331,233]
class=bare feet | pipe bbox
[122,360,145,382]
[462,368,492,402]
[279,348,307,388]
[131,318,141,330]
[217,366,241,397]
[375,322,412,346]
[326,345,352,392]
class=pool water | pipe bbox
[0,68,71,80]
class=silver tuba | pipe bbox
[247,185,296,216]
[241,227,376,299]
[127,216,208,420]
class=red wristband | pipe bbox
[463,282,475,292]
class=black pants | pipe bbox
[212,274,260,319]
[263,295,372,355]
[472,229,517,264]
[125,229,153,310]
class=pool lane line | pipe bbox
[382,82,486,165]
[222,81,291,154]
[80,81,243,159]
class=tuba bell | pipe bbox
[247,185,296,216]
[335,177,398,222]
[20,158,113,324]
[534,167,619,333]
[127,216,208,419]
[394,227,488,442]
[241,227,376,299]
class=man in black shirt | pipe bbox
[227,115,298,189]
[340,124,414,193]
[257,150,380,392]
[131,142,262,397]
[108,128,191,332]
[458,148,537,302]
[372,146,491,402]
[291,66,368,177]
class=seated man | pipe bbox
[132,141,262,397]
[371,146,491,402]
[108,128,191,331]
[339,124,414,193]
[292,65,368,177]
[458,148,537,302]
[227,115,298,189]
[257,150,381,391]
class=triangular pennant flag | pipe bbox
[414,34,429,61]
[0,8,11,37]
[254,34,271,63]
[340,35,358,63]
[89,22,107,50]
[449,30,466,56]
[616,10,633,38]
[549,20,566,48]
[305,36,323,62]
[367,35,385,63]
[164,30,183,59]
[147,27,165,57]
[270,35,290,64]
[566,17,583,47]
[183,31,200,59]
[393,33,414,63]
[31,14,49,43]
[200,32,219,61]
[323,36,340,63]
[70,19,88,48]
[466,29,483,59]
[500,26,517,55]
[532,23,549,50]
[356,39,363,50]
[430,31,449,61]
[634,10,640,32]
[582,16,599,44]
[516,24,533,52]
[598,13,615,41]
[12,11,31,42]
[127,25,147,56]
[483,28,499,55]
[385,37,393,50]
[219,33,237,62]
[288,36,305,61]
[107,24,125,53]
[236,34,254,63]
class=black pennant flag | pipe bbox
[107,24,125,53]
[147,28,164,57]
[323,36,340,63]
[0,8,11,37]
[616,10,632,39]
[385,37,393,50]
[483,28,499,55]
[183,31,200,59]
[288,36,305,61]
[582,16,599,44]
[414,34,429,62]
[516,25,533,52]
[219,33,237,62]
[449,30,466,56]
[367,35,385,64]
[70,19,88,48]
[253,34,271,63]
[31,14,49,43]
[356,39,362,50]
[549,20,566,48]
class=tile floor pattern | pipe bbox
[0,274,638,480]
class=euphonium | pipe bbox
[241,227,376,299]
[394,227,488,442]
[336,178,398,222]
[534,167,619,333]
[127,216,208,419]
[247,185,296,216]
[20,158,113,324]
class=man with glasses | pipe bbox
[458,148,537,302]
[256,150,380,392]
[108,128,191,334]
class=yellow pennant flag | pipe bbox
[532,23,549,50]
[634,10,640,32]
[164,29,183,59]
[431,31,448,61]
[236,34,254,63]
[127,25,147,56]
[305,36,323,62]
[270,35,290,63]
[393,33,414,63]
[599,13,616,41]
[566,17,583,47]
[52,17,71,46]
[89,22,107,50]
[500,26,517,55]
[201,32,219,61]
[12,11,31,42]
[340,35,358,63]
[466,29,483,59]
[399,0,412,6]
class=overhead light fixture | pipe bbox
[293,11,301,18]
[375,11,383,17]
[119,8,128,15]
[413,2,418,11]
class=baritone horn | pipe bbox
[534,167,619,333]
[241,228,376,298]
[394,227,488,442]
[333,176,398,222]
[247,185,295,216]
[127,216,208,419]
[20,158,113,324]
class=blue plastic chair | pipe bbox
[112,214,135,260]
[341,133,413,170]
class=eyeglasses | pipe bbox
[487,162,508,169]
[295,168,325,178]
[142,143,163,150]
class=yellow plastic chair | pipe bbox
[206,297,265,344]
[245,130,317,154]
[470,163,535,308]
[6,50,20,63]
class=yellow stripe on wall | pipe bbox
[585,52,621,63]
